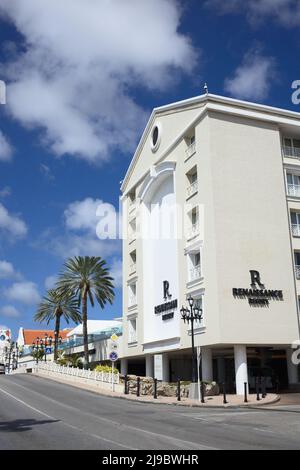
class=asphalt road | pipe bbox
[0,374,300,450]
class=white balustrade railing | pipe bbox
[129,294,137,307]
[189,265,201,282]
[185,142,196,159]
[186,180,198,198]
[283,146,300,159]
[287,184,300,198]
[292,224,300,237]
[33,362,120,384]
[129,262,136,273]
[187,222,199,240]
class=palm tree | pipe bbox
[57,256,115,369]
[34,288,81,360]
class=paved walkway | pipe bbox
[32,372,279,408]
[270,393,300,406]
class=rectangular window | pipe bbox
[128,283,137,307]
[287,173,300,197]
[295,253,300,280]
[128,318,137,344]
[186,166,198,198]
[283,138,300,158]
[187,250,202,282]
[291,212,300,237]
[129,250,136,273]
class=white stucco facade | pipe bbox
[120,93,300,394]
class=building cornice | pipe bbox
[121,93,300,195]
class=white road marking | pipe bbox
[1,376,217,450]
[0,385,135,450]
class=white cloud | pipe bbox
[205,0,300,27]
[4,281,40,305]
[0,260,18,279]
[48,233,121,259]
[40,164,54,181]
[0,131,13,162]
[224,52,276,100]
[0,203,28,239]
[0,0,197,163]
[34,197,121,259]
[44,274,58,290]
[64,198,107,233]
[0,305,20,318]
[110,258,123,289]
[0,186,12,198]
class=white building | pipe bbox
[120,93,300,394]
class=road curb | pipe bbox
[31,372,280,409]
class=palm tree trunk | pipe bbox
[82,289,89,369]
[54,312,61,361]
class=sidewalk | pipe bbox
[32,371,280,408]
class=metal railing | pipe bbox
[287,184,300,198]
[283,145,300,159]
[186,180,198,198]
[185,142,196,159]
[189,265,201,282]
[292,224,300,237]
[33,362,120,384]
[295,265,300,280]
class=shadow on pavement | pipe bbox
[0,418,60,433]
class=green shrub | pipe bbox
[94,364,118,374]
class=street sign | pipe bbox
[109,351,118,362]
[110,333,118,342]
[110,343,118,351]
[154,354,163,381]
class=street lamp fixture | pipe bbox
[180,294,203,383]
[4,341,19,373]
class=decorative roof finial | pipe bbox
[204,83,209,95]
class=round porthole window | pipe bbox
[151,123,161,152]
[152,126,159,147]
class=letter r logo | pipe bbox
[250,270,265,289]
[163,281,172,300]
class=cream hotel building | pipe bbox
[120,93,300,394]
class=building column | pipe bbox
[145,355,154,378]
[287,348,299,385]
[201,348,213,382]
[234,345,249,395]
[162,353,170,382]
[120,358,128,376]
[217,357,226,383]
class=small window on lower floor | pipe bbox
[128,318,137,344]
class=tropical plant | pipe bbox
[94,364,118,374]
[31,348,45,363]
[57,256,115,369]
[57,353,83,368]
[34,288,81,360]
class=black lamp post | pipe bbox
[4,341,18,373]
[180,295,203,383]
[32,337,44,364]
[43,334,53,362]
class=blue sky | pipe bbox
[0,0,299,338]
